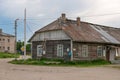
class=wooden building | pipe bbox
[28,13,120,61]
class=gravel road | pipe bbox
[0,58,120,80]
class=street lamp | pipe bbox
[15,18,19,60]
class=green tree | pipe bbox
[17,40,31,53]
[26,44,31,52]
[17,40,23,51]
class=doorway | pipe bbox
[110,48,115,61]
[37,45,43,56]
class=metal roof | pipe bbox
[29,18,120,45]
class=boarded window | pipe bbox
[57,44,63,57]
[37,45,43,56]
[97,46,103,57]
[81,45,88,57]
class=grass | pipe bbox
[0,52,20,58]
[10,58,110,67]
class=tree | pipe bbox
[17,40,31,53]
[17,40,23,52]
[26,43,31,52]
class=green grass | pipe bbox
[0,52,20,58]
[10,58,110,67]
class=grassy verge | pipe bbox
[0,52,20,58]
[10,58,110,67]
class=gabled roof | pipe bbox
[36,19,62,33]
[29,16,120,45]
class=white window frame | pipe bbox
[81,45,88,57]
[97,46,103,57]
[57,44,63,57]
[37,45,43,56]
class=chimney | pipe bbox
[61,13,66,23]
[0,29,2,34]
[76,17,80,26]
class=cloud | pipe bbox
[1,0,120,41]
[77,0,120,27]
[0,0,93,18]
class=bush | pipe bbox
[0,52,20,58]
[10,58,110,67]
[91,59,109,65]
[40,57,64,62]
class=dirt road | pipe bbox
[0,59,120,80]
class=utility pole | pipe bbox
[24,8,26,60]
[15,18,19,60]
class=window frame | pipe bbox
[37,45,43,56]
[7,47,10,50]
[3,39,5,41]
[81,45,88,57]
[8,39,10,42]
[57,44,64,57]
[97,46,103,57]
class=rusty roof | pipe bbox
[36,19,62,33]
[63,21,120,44]
[29,18,120,45]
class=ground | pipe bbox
[0,59,120,80]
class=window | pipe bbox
[97,46,103,57]
[8,39,10,42]
[3,47,5,50]
[57,44,63,57]
[3,39,5,41]
[7,47,10,50]
[37,45,43,56]
[81,45,88,57]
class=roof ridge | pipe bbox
[0,32,14,37]
[66,19,120,29]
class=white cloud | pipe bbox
[1,0,120,41]
[78,0,120,27]
[0,0,43,19]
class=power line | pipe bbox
[0,23,14,25]
[26,22,34,34]
[15,12,120,21]
[27,21,41,27]
[81,12,120,18]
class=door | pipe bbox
[57,44,63,57]
[37,45,43,56]
[110,48,115,61]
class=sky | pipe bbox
[0,0,120,42]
